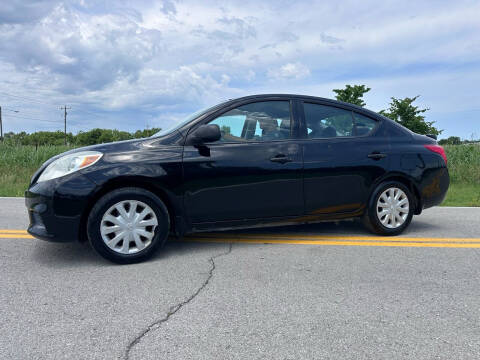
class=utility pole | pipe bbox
[61,105,71,145]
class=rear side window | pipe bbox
[304,103,354,138]
[209,101,291,142]
[352,113,378,136]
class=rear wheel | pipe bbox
[87,187,169,264]
[363,181,414,236]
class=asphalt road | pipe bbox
[1,197,480,359]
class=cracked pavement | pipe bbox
[124,243,233,359]
[0,234,232,359]
[2,198,480,359]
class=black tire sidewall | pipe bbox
[87,188,169,264]
[366,181,414,236]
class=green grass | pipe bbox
[0,144,72,197]
[443,144,480,184]
[439,144,480,206]
[441,183,480,207]
[0,143,479,206]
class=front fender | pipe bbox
[79,147,185,229]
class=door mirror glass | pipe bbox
[187,124,221,145]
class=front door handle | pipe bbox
[270,154,292,164]
[368,152,387,160]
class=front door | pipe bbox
[182,100,304,224]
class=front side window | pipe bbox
[209,101,291,142]
[304,103,354,138]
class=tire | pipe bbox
[363,181,414,236]
[87,187,170,264]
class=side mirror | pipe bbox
[186,124,221,146]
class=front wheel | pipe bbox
[87,187,170,264]
[363,181,414,236]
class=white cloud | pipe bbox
[0,0,478,138]
[267,62,311,80]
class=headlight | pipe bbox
[37,151,103,183]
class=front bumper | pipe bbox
[25,173,97,243]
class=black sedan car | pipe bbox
[26,94,449,263]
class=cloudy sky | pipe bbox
[0,0,479,139]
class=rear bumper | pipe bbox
[420,167,450,210]
[25,173,97,243]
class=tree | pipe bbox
[333,84,371,107]
[379,96,442,136]
[220,125,231,135]
[134,128,161,138]
[1,128,163,146]
[438,136,461,145]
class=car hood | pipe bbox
[30,131,183,184]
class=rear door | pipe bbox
[299,101,390,216]
[182,99,304,224]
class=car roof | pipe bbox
[229,93,382,119]
[171,93,395,137]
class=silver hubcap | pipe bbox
[376,187,409,229]
[100,200,158,254]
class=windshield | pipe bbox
[152,102,227,137]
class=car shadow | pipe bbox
[30,237,228,268]
[31,219,441,268]
[403,219,442,234]
[197,219,371,237]
[32,241,106,268]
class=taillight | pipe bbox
[424,144,447,165]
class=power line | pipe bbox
[4,113,63,123]
[0,91,60,107]
[3,107,49,116]
[3,107,19,113]
[68,107,106,119]
[1,108,64,138]
[2,91,110,119]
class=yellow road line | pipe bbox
[183,237,480,248]
[0,229,28,234]
[186,234,480,243]
[0,234,33,239]
[2,229,480,248]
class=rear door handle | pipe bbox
[270,154,292,164]
[368,152,387,160]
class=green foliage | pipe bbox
[332,85,444,137]
[333,84,371,107]
[444,144,480,184]
[75,128,132,146]
[133,128,160,138]
[220,125,231,135]
[438,136,461,145]
[2,128,161,147]
[0,127,161,196]
[0,143,71,197]
[379,96,442,136]
[4,131,74,146]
